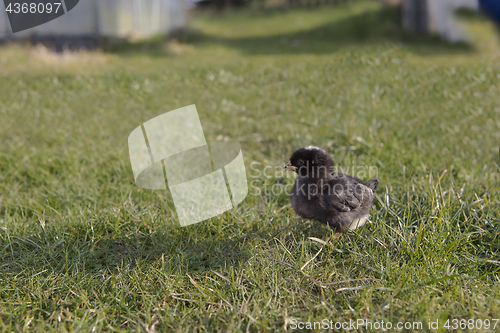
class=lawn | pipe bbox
[1,1,500,331]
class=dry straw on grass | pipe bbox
[29,44,109,71]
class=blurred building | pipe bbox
[402,0,479,42]
[0,0,186,46]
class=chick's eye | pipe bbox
[297,159,304,165]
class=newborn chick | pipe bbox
[284,146,378,237]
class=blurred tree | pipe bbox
[479,0,500,31]
[194,0,355,11]
[196,0,251,10]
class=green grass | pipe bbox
[1,1,500,331]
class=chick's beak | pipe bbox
[284,161,297,171]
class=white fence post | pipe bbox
[402,0,479,42]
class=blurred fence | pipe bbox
[0,0,187,41]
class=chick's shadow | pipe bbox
[89,227,250,272]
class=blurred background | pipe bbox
[0,0,499,261]
[1,0,498,173]
[0,0,498,47]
